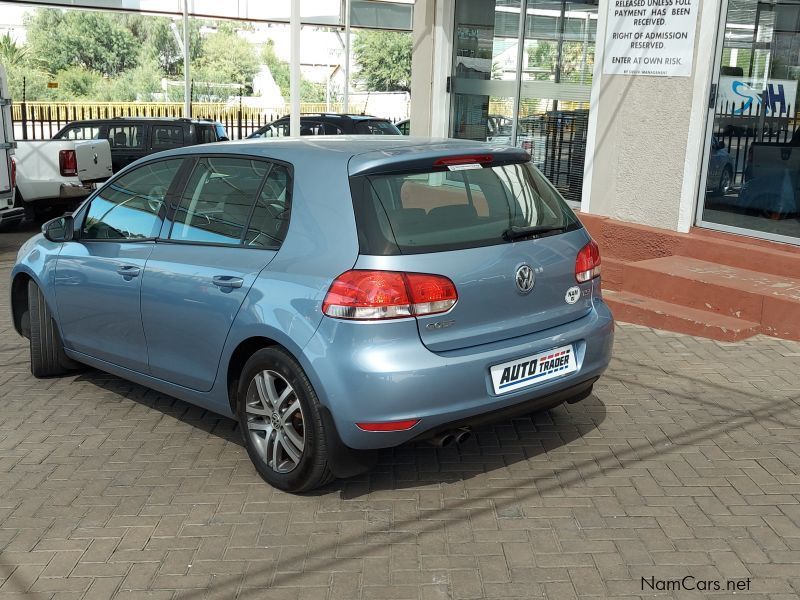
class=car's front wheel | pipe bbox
[237,347,334,492]
[27,280,80,377]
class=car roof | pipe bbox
[272,114,391,122]
[149,136,530,176]
[62,117,220,126]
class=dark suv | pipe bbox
[248,114,401,138]
[53,118,229,172]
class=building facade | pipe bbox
[411,0,800,247]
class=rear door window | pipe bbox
[56,125,102,140]
[351,162,580,254]
[243,164,292,248]
[151,125,185,150]
[107,124,144,149]
[169,157,271,246]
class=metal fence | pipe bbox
[712,100,797,187]
[12,100,588,202]
[514,109,588,204]
[11,101,399,141]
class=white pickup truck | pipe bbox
[1,65,23,228]
[14,137,113,219]
[0,65,113,222]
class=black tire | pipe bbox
[237,347,334,492]
[27,280,79,377]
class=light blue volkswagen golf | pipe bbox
[11,137,613,491]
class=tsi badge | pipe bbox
[565,286,581,305]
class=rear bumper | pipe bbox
[302,297,614,450]
[59,183,93,200]
[0,207,25,225]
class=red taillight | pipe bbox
[356,419,420,432]
[433,155,493,167]
[322,270,458,320]
[575,240,601,283]
[10,157,15,188]
[59,150,77,177]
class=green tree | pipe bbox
[99,57,164,101]
[194,28,259,89]
[262,41,290,99]
[261,40,326,103]
[53,66,103,99]
[139,17,203,77]
[4,64,50,101]
[25,9,138,77]
[0,33,28,67]
[526,41,594,84]
[352,30,411,92]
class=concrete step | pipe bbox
[604,290,761,342]
[580,212,800,279]
[682,229,800,280]
[601,257,625,292]
[622,256,800,340]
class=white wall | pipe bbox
[581,0,724,233]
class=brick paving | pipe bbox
[1,222,800,599]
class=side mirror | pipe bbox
[42,215,74,243]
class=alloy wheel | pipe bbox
[245,370,305,473]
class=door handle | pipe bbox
[116,265,141,278]
[212,275,244,289]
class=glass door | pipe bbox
[450,0,521,143]
[698,0,800,245]
[449,0,598,206]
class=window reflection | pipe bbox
[701,0,800,242]
[82,160,181,241]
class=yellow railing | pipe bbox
[11,101,379,122]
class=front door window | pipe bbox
[699,0,800,244]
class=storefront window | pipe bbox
[450,0,597,205]
[699,0,800,244]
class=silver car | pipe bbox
[11,137,614,492]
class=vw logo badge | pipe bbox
[515,264,535,294]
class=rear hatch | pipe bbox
[349,152,595,353]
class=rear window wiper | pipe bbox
[503,224,566,241]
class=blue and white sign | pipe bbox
[717,77,798,118]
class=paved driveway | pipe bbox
[1,222,800,599]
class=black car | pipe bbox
[53,118,229,173]
[248,114,401,138]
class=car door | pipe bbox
[140,155,292,391]
[54,158,186,372]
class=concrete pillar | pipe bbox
[410,0,435,136]
[410,0,454,137]
[581,0,724,233]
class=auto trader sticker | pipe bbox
[490,344,577,394]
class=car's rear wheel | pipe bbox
[27,280,79,377]
[237,347,334,492]
[717,166,733,196]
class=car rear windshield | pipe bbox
[350,161,581,255]
[353,120,401,135]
